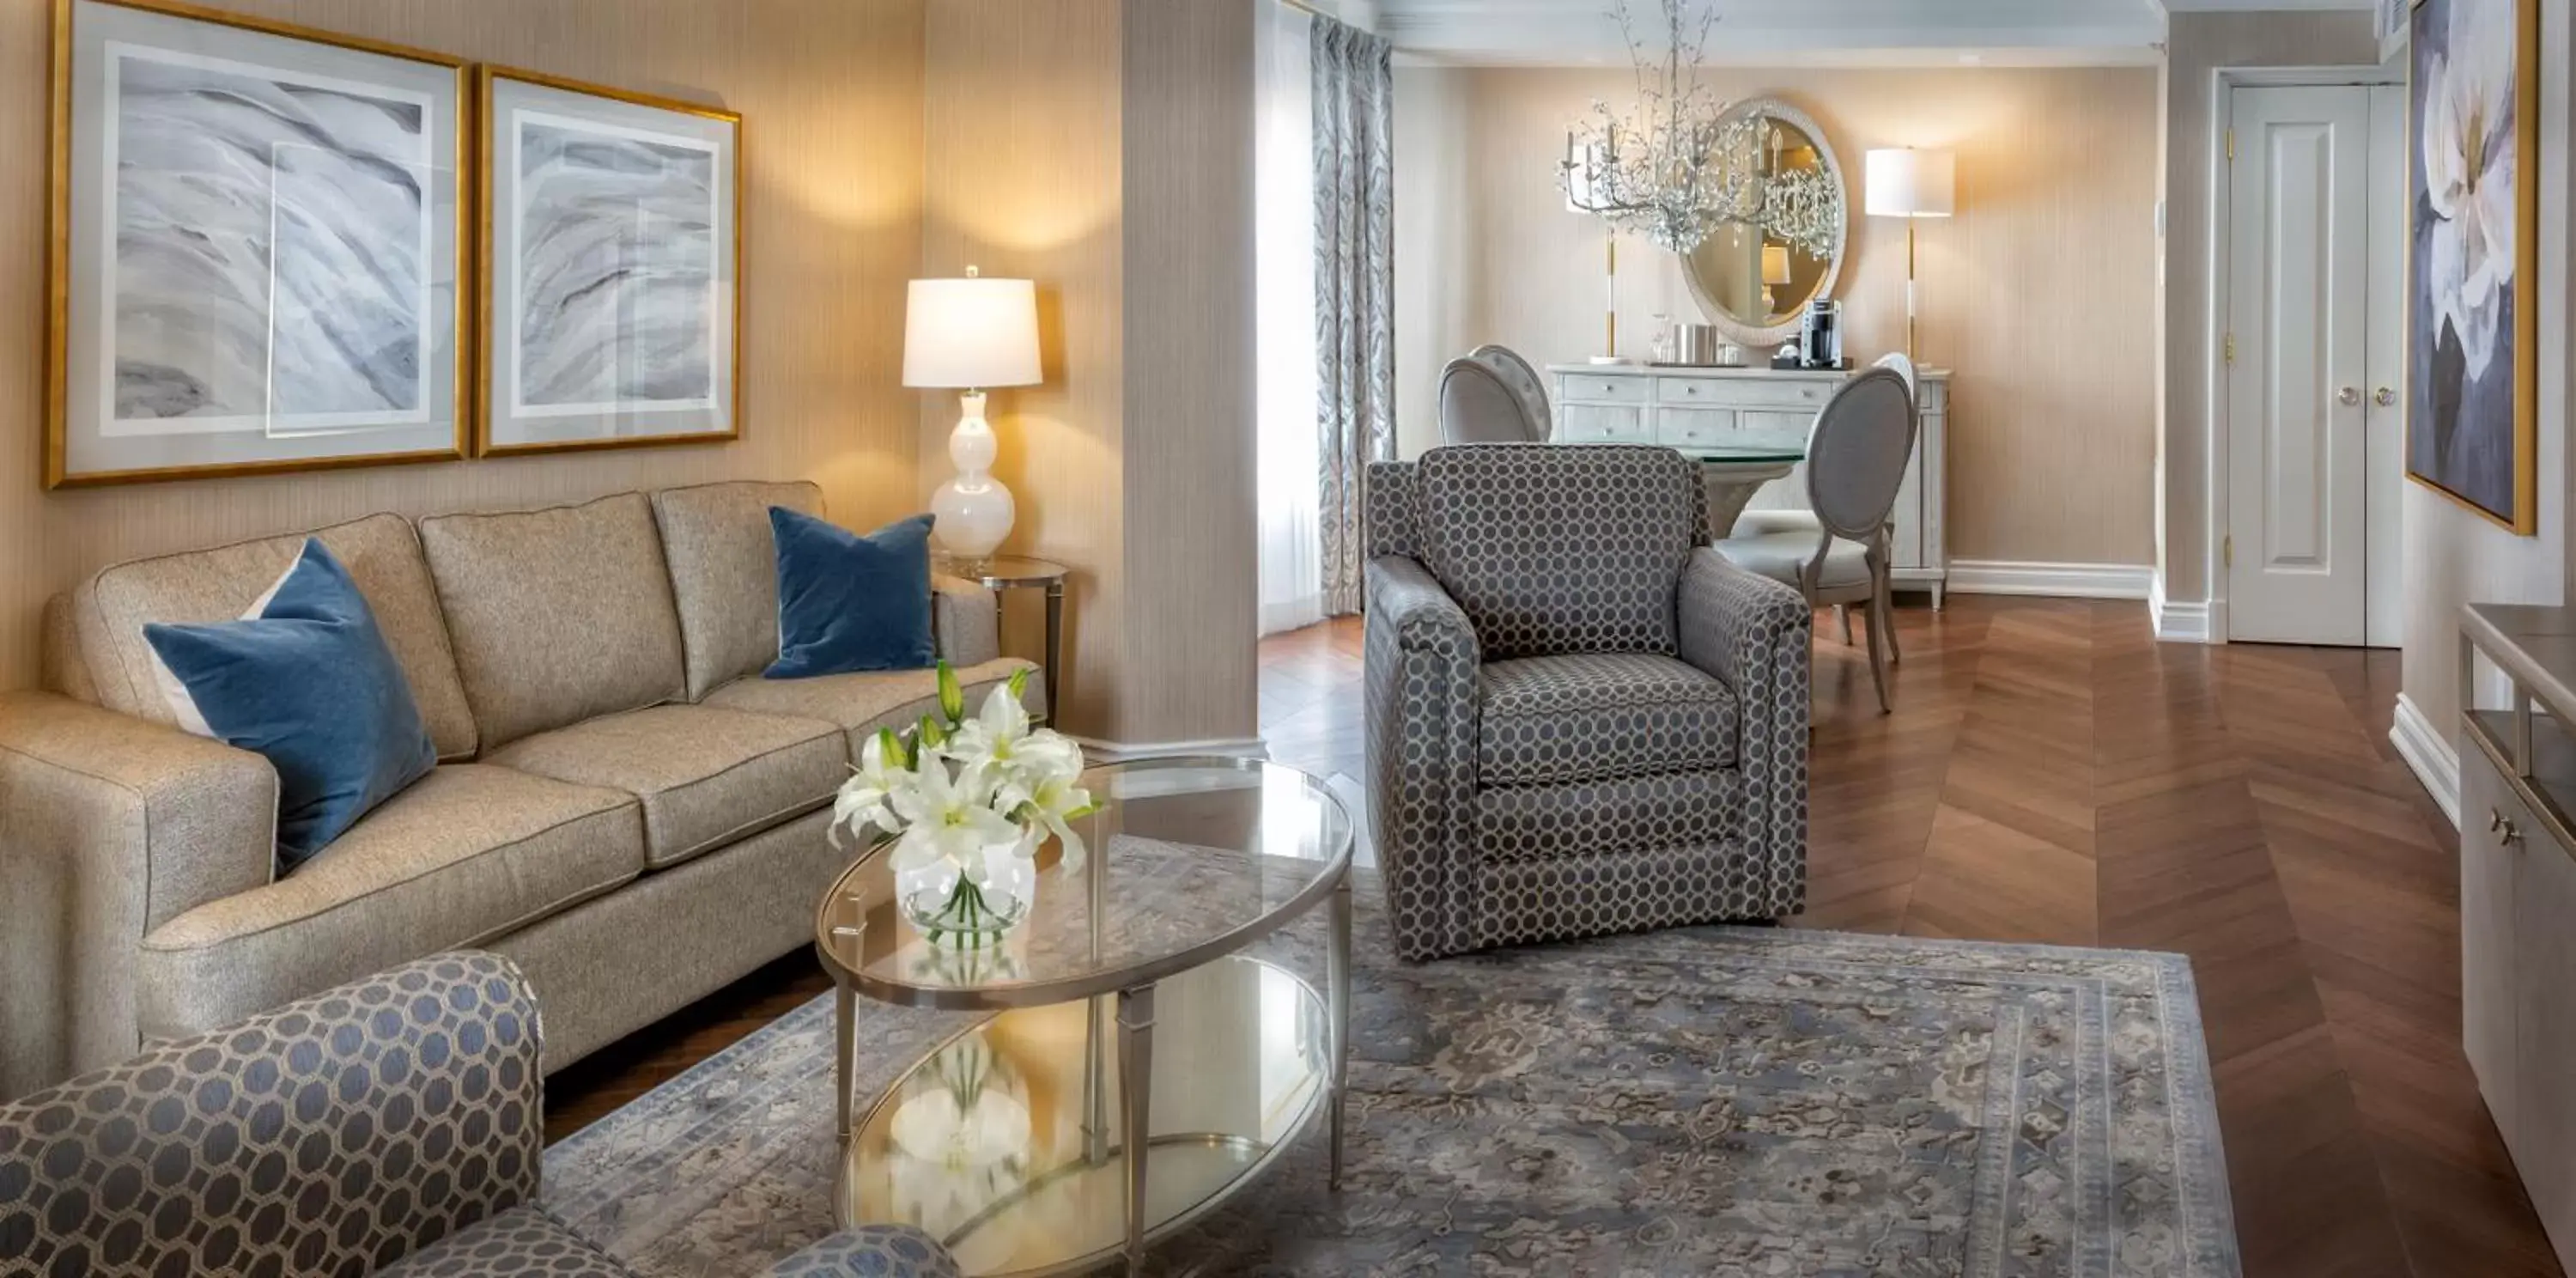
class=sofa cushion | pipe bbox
[651,479,824,700]
[769,508,938,679]
[136,764,641,1039]
[418,493,687,752]
[1473,768,1746,864]
[1413,444,1700,660]
[68,513,479,760]
[485,704,847,869]
[1477,652,1737,787]
[702,657,1033,752]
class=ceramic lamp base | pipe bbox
[933,390,1015,566]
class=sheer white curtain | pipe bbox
[1255,0,1323,636]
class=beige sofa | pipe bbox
[0,479,1033,1101]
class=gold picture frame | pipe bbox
[45,0,473,488]
[474,65,744,458]
[2404,0,2539,534]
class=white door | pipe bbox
[2363,83,2406,648]
[2225,83,2404,647]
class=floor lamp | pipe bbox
[1863,147,1955,361]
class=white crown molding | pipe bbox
[2389,692,2461,831]
[1947,560,2155,600]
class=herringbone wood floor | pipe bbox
[550,595,2564,1278]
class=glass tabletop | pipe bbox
[933,554,1069,587]
[816,757,1354,1010]
[1672,431,1808,465]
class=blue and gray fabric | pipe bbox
[0,952,957,1278]
[1364,445,1812,960]
[1313,13,1395,618]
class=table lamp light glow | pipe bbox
[1863,147,1955,360]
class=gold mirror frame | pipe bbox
[1679,99,1847,349]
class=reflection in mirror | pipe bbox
[1680,101,1846,346]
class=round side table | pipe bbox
[935,555,1068,725]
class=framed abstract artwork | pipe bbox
[477,68,741,456]
[46,0,470,488]
[2407,0,2537,533]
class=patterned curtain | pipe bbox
[1312,15,1394,617]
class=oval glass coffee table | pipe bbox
[815,757,1356,1277]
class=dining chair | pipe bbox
[1714,367,1917,712]
[1441,349,1549,444]
[1728,351,1920,648]
[1468,344,1552,439]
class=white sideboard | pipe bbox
[1546,363,1950,606]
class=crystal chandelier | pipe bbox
[1558,0,1844,258]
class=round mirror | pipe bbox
[1680,99,1846,347]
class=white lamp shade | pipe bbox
[902,276,1042,388]
[1761,243,1793,286]
[1864,148,1956,218]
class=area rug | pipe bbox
[544,888,2239,1277]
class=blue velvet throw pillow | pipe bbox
[767,508,939,679]
[144,539,436,873]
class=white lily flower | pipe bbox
[886,757,1022,876]
[831,728,914,848]
[952,685,1085,786]
[1001,771,1098,870]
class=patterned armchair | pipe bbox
[1364,444,1812,960]
[0,952,957,1278]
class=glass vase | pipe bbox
[896,827,1040,946]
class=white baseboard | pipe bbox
[2389,691,2461,830]
[1947,560,2155,600]
[1070,735,1271,764]
[2147,576,2221,644]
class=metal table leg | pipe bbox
[1117,983,1156,1276]
[1043,580,1066,725]
[834,982,855,1136]
[1327,872,1352,1190]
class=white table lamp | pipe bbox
[1863,147,1955,360]
[905,268,1042,565]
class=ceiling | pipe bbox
[1368,0,2375,68]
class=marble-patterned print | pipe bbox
[514,119,715,410]
[112,52,427,423]
[547,879,2239,1277]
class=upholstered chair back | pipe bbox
[1407,444,1704,660]
[1466,344,1552,439]
[1438,359,1545,445]
[1802,368,1917,544]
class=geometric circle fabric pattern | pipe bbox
[0,952,543,1278]
[1412,444,1705,661]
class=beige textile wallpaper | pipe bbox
[922,0,1257,746]
[1394,64,2162,568]
[0,0,931,691]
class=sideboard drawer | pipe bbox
[1656,378,1739,406]
[1712,379,1832,411]
[1557,373,1649,405]
[1741,410,1810,438]
[1558,404,1643,441]
[1656,407,1736,447]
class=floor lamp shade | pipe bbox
[1863,149,1955,361]
[905,271,1042,563]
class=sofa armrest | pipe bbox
[0,691,278,1098]
[931,574,1000,667]
[0,952,543,1274]
[762,1226,963,1277]
[1677,548,1811,914]
[1364,555,1485,960]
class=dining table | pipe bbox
[1671,429,1811,541]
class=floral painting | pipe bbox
[2409,0,2537,532]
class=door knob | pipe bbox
[2336,386,2361,407]
[2374,386,2397,408]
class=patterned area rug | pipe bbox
[544,888,2239,1276]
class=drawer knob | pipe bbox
[2493,809,2524,847]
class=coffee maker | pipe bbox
[1798,300,1848,370]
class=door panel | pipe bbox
[2227,85,2371,645]
[2364,82,2405,648]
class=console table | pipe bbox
[1547,363,1950,606]
[2458,603,2576,1274]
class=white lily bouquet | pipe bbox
[834,662,1096,945]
